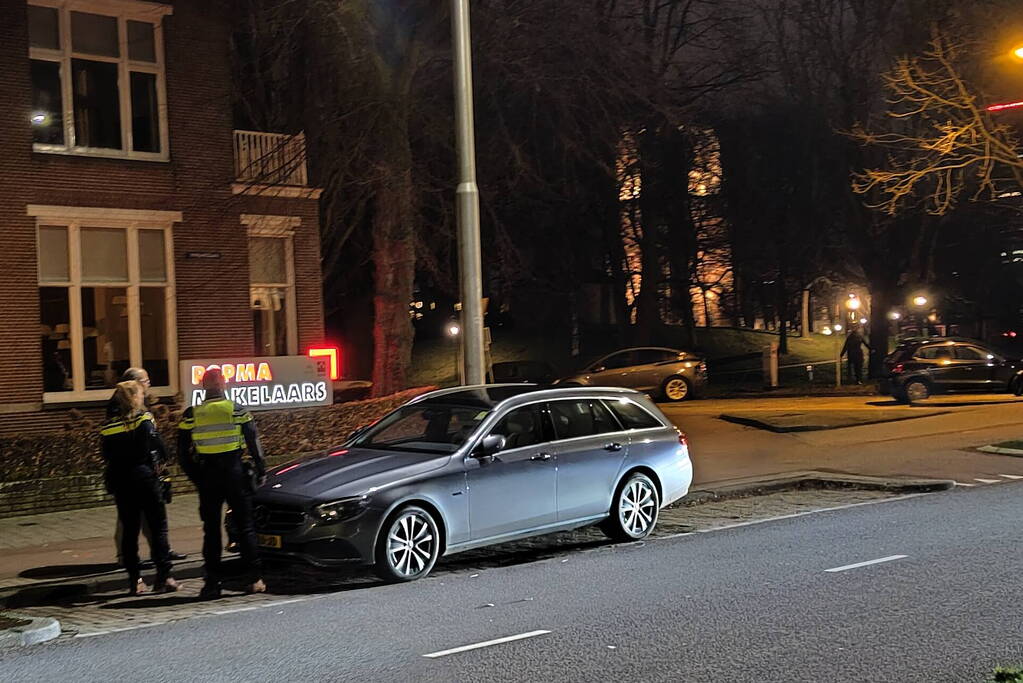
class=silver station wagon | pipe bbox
[251,385,693,582]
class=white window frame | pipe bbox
[30,204,182,403]
[243,214,299,357]
[28,0,173,161]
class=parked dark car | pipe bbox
[882,337,1023,402]
[248,385,693,582]
[491,360,557,385]
[558,347,707,402]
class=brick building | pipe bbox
[0,0,324,435]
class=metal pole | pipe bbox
[451,0,486,385]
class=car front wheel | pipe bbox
[601,472,660,542]
[374,505,440,583]
[661,375,692,402]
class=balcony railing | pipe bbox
[233,130,309,186]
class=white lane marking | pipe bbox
[825,555,907,573]
[999,474,1023,480]
[422,630,551,659]
[955,482,977,487]
[974,478,1000,484]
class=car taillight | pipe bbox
[891,363,905,374]
[676,429,688,447]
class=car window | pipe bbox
[489,405,543,450]
[917,346,952,360]
[954,346,987,361]
[549,400,621,439]
[356,403,487,454]
[634,349,678,365]
[600,352,633,370]
[605,399,663,429]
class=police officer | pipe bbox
[108,367,186,565]
[178,368,267,599]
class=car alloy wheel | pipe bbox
[375,506,439,582]
[662,376,691,402]
[905,380,930,403]
[601,472,659,541]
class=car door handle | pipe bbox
[604,442,623,452]
[530,452,552,462]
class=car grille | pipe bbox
[253,504,306,533]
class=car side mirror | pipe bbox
[478,434,506,457]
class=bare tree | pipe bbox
[852,32,1023,216]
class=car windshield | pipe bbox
[353,403,490,454]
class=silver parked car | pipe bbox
[559,347,707,402]
[250,385,693,582]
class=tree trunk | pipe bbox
[866,282,894,379]
[370,120,416,397]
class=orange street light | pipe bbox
[1014,45,1023,60]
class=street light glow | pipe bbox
[834,323,843,332]
[447,323,461,337]
[1014,45,1023,60]
[913,295,928,307]
[889,311,901,320]
[846,296,861,311]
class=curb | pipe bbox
[0,559,207,610]
[718,411,949,433]
[0,614,61,648]
[978,445,1023,457]
[680,470,954,505]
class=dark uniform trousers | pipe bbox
[197,453,261,582]
[112,477,172,580]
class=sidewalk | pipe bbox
[0,494,206,599]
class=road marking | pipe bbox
[825,555,907,573]
[422,630,551,659]
[955,482,977,487]
[999,474,1023,480]
[974,478,1000,484]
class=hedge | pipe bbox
[0,388,433,484]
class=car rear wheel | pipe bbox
[661,375,691,402]
[601,472,659,542]
[374,505,440,583]
[904,379,931,403]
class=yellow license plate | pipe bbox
[257,534,282,549]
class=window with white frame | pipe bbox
[33,206,180,400]
[245,216,298,357]
[28,0,171,159]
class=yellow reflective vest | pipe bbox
[179,399,253,455]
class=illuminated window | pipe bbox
[246,216,298,357]
[33,206,180,399]
[28,1,170,158]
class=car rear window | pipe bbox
[605,399,663,429]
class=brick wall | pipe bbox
[0,0,323,434]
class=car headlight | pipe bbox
[314,496,370,523]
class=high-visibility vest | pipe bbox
[179,399,253,455]
[100,412,154,437]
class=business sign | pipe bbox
[180,355,332,411]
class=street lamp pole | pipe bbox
[451,0,486,386]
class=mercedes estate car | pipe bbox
[882,337,1023,402]
[250,385,693,582]
[558,347,707,402]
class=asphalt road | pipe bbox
[3,483,1021,682]
[658,394,1023,485]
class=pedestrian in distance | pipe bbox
[108,368,186,566]
[100,380,178,595]
[178,368,268,600]
[840,325,871,385]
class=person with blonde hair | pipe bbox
[100,380,178,594]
